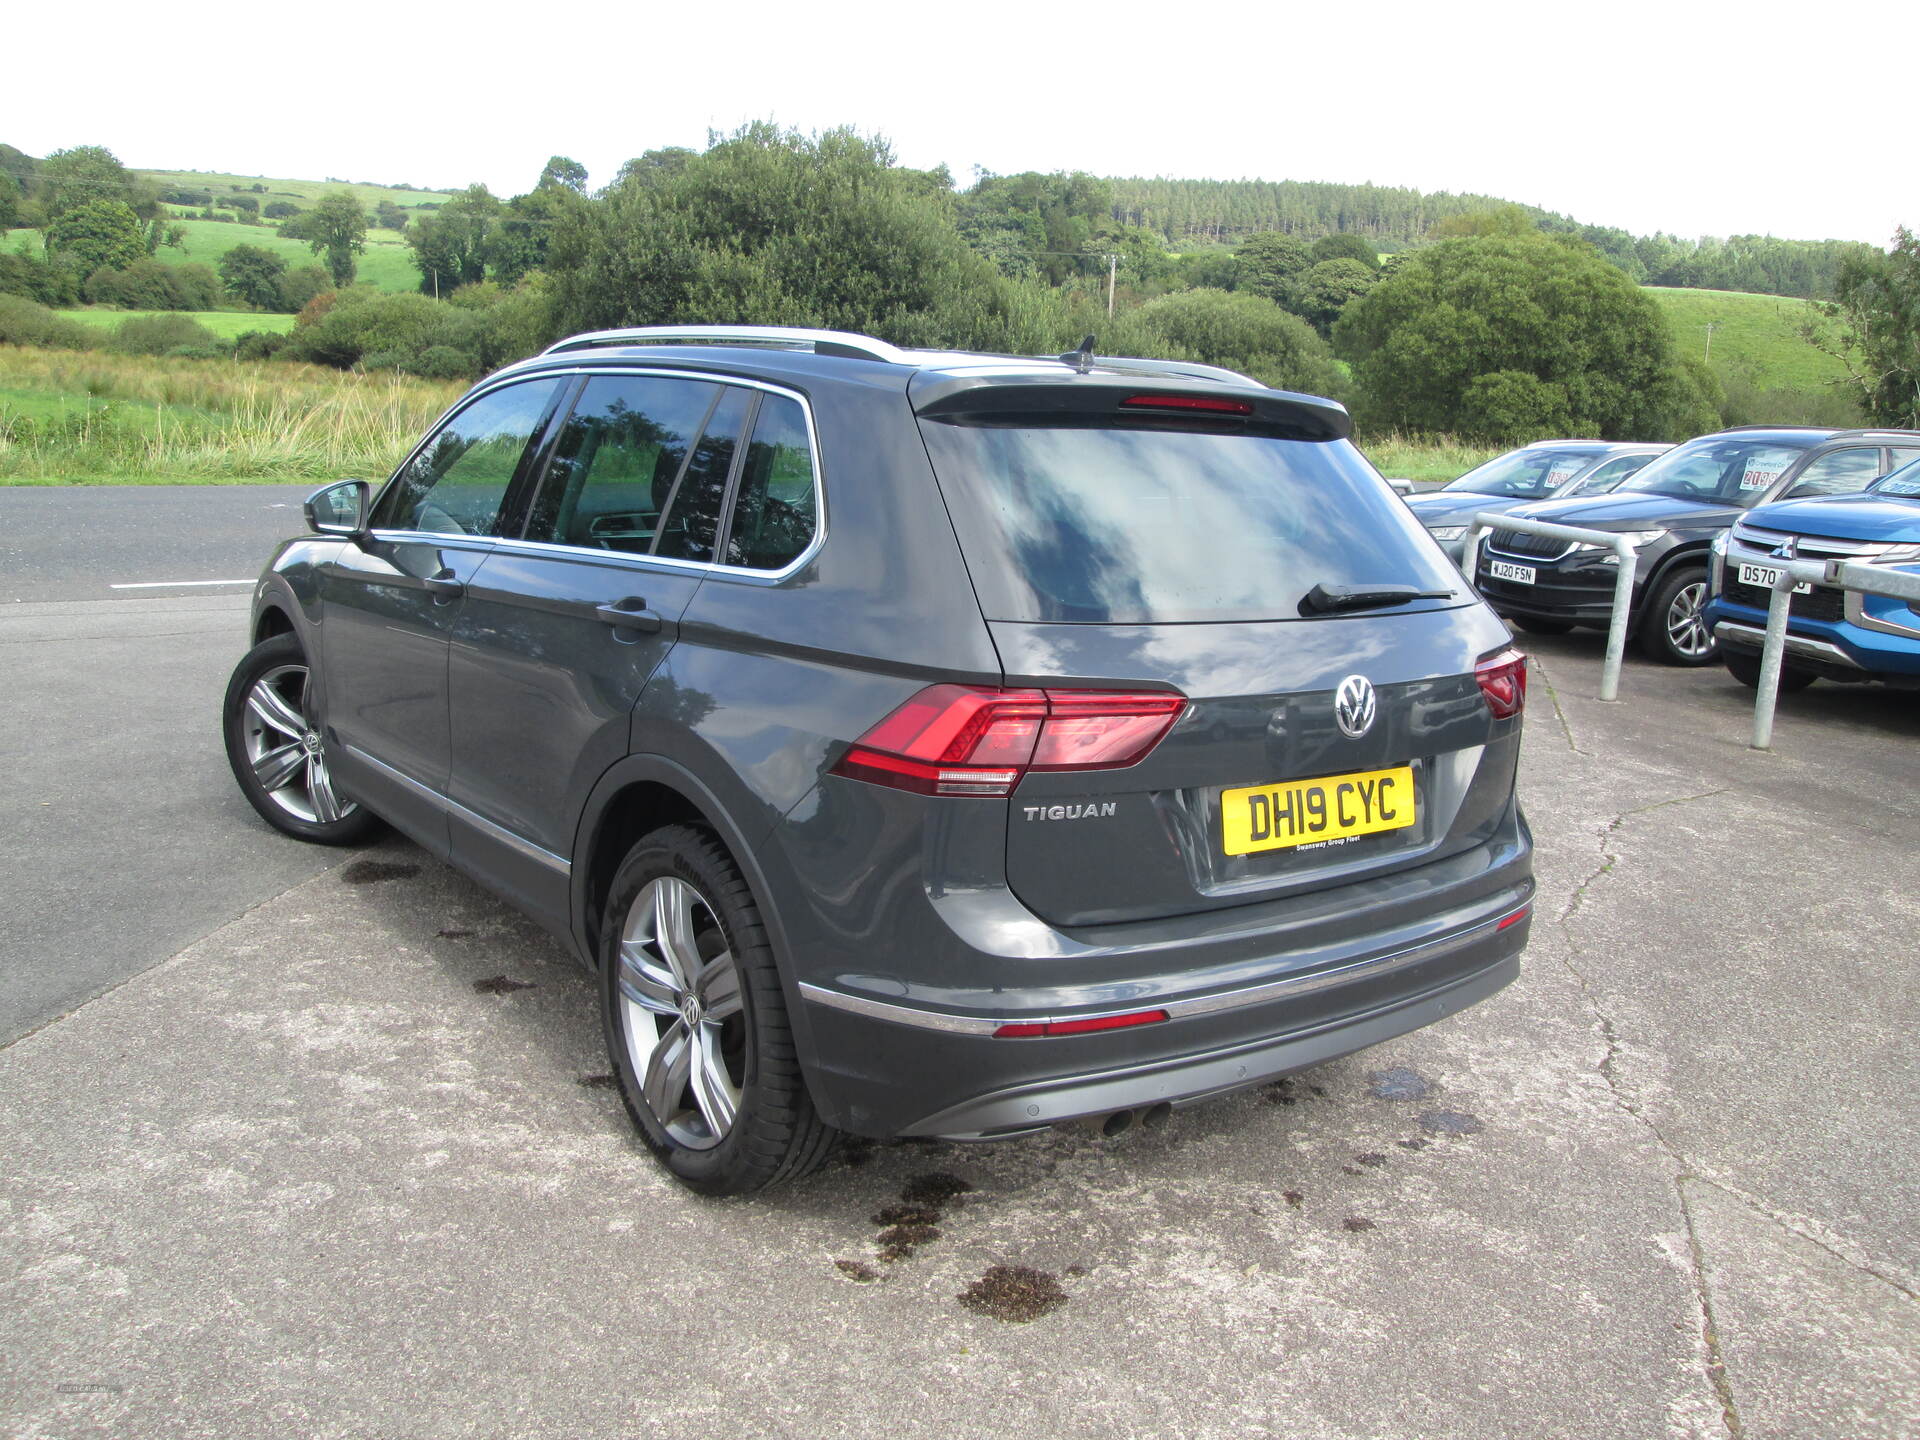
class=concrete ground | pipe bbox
[2,630,1915,1439]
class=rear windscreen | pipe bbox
[918,422,1468,624]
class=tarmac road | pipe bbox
[2,486,1916,1437]
[0,484,326,1044]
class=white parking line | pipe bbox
[109,580,255,590]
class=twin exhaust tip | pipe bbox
[1097,1102,1174,1138]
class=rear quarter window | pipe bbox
[918,422,1466,624]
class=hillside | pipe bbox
[5,219,422,294]
[138,169,454,213]
[1642,287,1847,391]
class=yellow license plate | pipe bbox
[1221,765,1416,856]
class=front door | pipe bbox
[319,376,566,854]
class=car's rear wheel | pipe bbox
[223,634,382,845]
[1640,567,1717,666]
[1512,616,1575,636]
[1723,650,1817,693]
[601,824,837,1195]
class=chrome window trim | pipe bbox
[797,905,1528,1035]
[367,366,828,583]
[342,743,572,875]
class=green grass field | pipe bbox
[58,309,297,338]
[140,168,454,213]
[6,219,422,293]
[1643,287,1847,391]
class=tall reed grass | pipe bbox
[0,347,465,482]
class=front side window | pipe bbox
[1786,447,1886,499]
[374,379,563,535]
[722,395,818,571]
[523,374,722,554]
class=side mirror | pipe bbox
[305,479,371,538]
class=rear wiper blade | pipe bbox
[1298,582,1456,616]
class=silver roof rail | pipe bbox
[541,325,912,365]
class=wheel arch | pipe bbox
[253,604,296,646]
[1632,542,1714,631]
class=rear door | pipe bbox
[915,403,1520,928]
[445,371,747,924]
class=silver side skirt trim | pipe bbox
[341,743,572,876]
[798,897,1531,1036]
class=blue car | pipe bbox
[1707,458,1920,690]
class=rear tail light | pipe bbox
[831,685,1187,797]
[1475,648,1527,719]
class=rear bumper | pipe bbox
[797,865,1532,1138]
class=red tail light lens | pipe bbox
[1475,648,1528,719]
[1120,393,1254,415]
[831,686,1187,797]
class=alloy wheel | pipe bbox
[616,876,746,1150]
[241,664,355,825]
[1665,580,1713,659]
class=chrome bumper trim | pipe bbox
[798,893,1532,1036]
[1712,621,1865,670]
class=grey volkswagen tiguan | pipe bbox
[223,326,1535,1194]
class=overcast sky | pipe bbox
[7,0,1912,246]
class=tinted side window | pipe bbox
[523,375,721,553]
[1787,447,1884,498]
[655,387,752,562]
[374,379,562,535]
[722,396,818,571]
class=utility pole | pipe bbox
[1106,254,1118,318]
[1704,321,1719,362]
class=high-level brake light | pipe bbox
[830,685,1188,797]
[1475,648,1528,719]
[1120,393,1255,416]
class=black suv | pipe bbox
[1473,426,1920,664]
[224,326,1535,1194]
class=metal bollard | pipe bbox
[1463,515,1639,703]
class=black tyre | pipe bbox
[1723,649,1817,693]
[1638,566,1718,666]
[1512,616,1576,636]
[601,824,837,1195]
[223,634,383,845]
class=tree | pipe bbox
[405,184,498,295]
[219,244,290,310]
[301,190,368,287]
[1333,233,1712,442]
[0,171,18,230]
[538,155,588,193]
[38,145,157,221]
[264,201,302,221]
[1106,287,1343,395]
[374,200,407,231]
[45,199,147,276]
[1233,232,1312,303]
[1309,233,1381,269]
[1289,258,1376,334]
[1811,228,1920,428]
[277,265,334,313]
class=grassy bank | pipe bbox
[1358,432,1503,484]
[0,347,461,483]
[6,221,423,294]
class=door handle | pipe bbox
[423,568,465,600]
[595,597,663,634]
